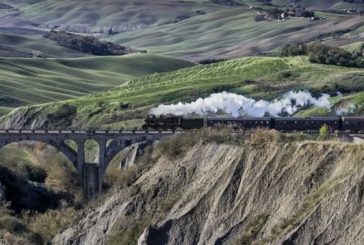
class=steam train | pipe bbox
[142,114,364,133]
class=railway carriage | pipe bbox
[274,117,341,131]
[206,117,272,129]
[342,117,364,133]
[142,114,364,132]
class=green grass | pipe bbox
[341,41,364,53]
[0,54,194,111]
[5,56,364,128]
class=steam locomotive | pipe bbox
[142,114,364,133]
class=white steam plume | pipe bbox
[150,91,331,117]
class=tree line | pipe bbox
[281,43,364,68]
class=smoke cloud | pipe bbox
[150,91,332,117]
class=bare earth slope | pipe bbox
[53,133,364,245]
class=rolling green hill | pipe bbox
[0,54,194,114]
[19,0,226,31]
[16,0,364,30]
[0,32,90,58]
[248,0,364,10]
[3,56,363,128]
[2,0,362,61]
[107,8,364,61]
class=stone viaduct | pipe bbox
[0,129,177,199]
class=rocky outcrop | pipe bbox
[0,104,76,129]
[53,136,364,245]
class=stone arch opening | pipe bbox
[0,140,77,171]
[0,140,81,202]
[103,137,154,174]
[65,139,78,152]
[84,139,100,164]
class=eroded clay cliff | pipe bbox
[53,132,364,245]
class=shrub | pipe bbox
[155,128,242,159]
[104,164,145,189]
[45,158,80,195]
[107,223,144,245]
[0,231,32,245]
[319,124,329,139]
[281,42,364,68]
[233,214,270,245]
[0,202,13,217]
[250,129,280,146]
[23,208,78,243]
[280,44,307,57]
[0,216,42,244]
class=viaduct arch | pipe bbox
[0,129,176,199]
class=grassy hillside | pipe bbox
[17,0,364,32]
[19,0,226,31]
[4,56,363,128]
[107,8,364,61]
[3,0,362,61]
[0,54,194,114]
[0,32,90,58]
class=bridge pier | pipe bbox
[82,163,100,200]
[0,130,173,200]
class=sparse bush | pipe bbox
[233,214,270,245]
[155,131,199,158]
[104,165,145,188]
[250,129,280,146]
[280,44,307,57]
[156,128,244,159]
[319,124,329,139]
[107,223,144,245]
[23,208,78,242]
[0,231,33,245]
[0,202,13,217]
[45,156,80,195]
[0,216,42,245]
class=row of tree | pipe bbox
[44,31,141,56]
[281,43,364,68]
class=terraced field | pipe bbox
[4,56,363,128]
[0,54,194,114]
